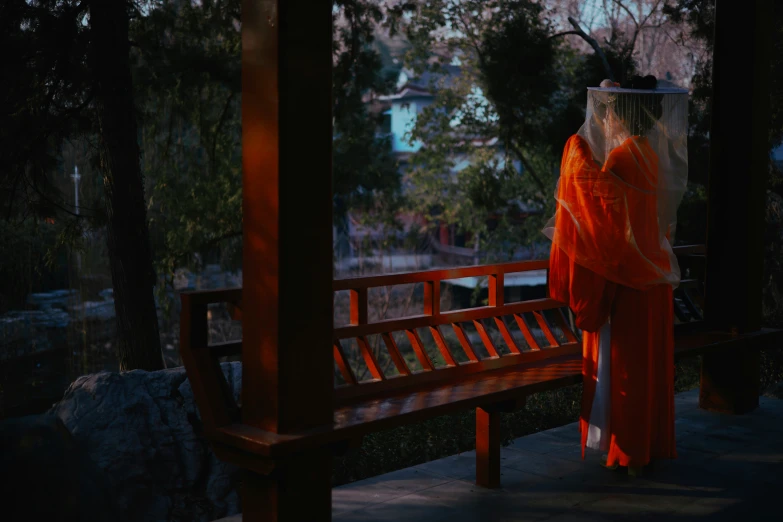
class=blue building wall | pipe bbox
[390,96,433,153]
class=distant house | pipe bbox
[377,65,462,156]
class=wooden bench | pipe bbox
[180,244,783,496]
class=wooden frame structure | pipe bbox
[178,1,782,521]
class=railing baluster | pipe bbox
[333,340,357,385]
[381,333,411,376]
[489,273,503,307]
[533,311,560,348]
[488,273,520,354]
[551,309,579,344]
[424,281,440,316]
[429,325,457,367]
[357,336,385,381]
[513,313,541,351]
[405,329,435,371]
[452,323,479,362]
[494,317,521,354]
[350,288,368,325]
[473,319,500,358]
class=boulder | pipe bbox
[50,362,243,522]
[0,414,124,522]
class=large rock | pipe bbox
[0,414,124,522]
[50,362,243,522]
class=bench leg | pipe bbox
[242,450,332,522]
[476,406,501,488]
[699,346,760,415]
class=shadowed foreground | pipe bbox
[216,389,783,521]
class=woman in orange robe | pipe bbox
[544,77,687,474]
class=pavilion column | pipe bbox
[700,0,773,414]
[241,1,334,520]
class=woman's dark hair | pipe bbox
[622,74,658,90]
[616,74,663,135]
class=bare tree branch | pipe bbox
[549,30,582,39]
[613,0,639,28]
[566,16,615,81]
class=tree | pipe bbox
[91,0,163,371]
[391,1,641,262]
[130,0,244,289]
[1,0,163,371]
[332,0,403,262]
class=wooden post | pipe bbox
[241,0,333,520]
[476,406,501,488]
[701,0,772,414]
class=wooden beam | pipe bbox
[242,451,332,522]
[700,344,761,415]
[700,0,772,414]
[241,0,333,432]
[241,0,333,518]
[476,407,501,488]
[703,0,772,334]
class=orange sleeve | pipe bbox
[550,241,616,333]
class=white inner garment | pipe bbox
[586,320,611,451]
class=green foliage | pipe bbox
[333,0,402,235]
[0,0,94,226]
[131,0,243,287]
[0,219,69,312]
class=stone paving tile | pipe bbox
[573,472,713,521]
[674,388,699,410]
[412,452,477,480]
[333,492,458,522]
[412,447,538,482]
[684,445,783,486]
[503,449,587,480]
[680,432,751,456]
[332,476,412,515]
[546,444,604,465]
[371,466,453,495]
[332,467,452,515]
[418,483,564,522]
[666,481,782,521]
[543,422,581,442]
[501,475,613,512]
[507,431,580,455]
[544,508,613,522]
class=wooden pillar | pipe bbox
[241,1,333,520]
[701,0,772,413]
[476,407,501,488]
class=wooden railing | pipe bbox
[331,259,578,402]
[181,244,706,415]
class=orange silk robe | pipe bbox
[549,134,677,468]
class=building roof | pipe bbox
[379,65,463,102]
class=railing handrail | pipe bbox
[332,244,706,291]
[332,260,549,291]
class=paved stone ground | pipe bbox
[216,389,783,521]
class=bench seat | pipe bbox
[207,327,783,466]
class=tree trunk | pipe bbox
[90,0,163,371]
